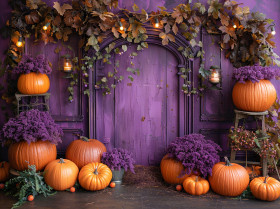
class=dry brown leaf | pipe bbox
[53,2,73,16]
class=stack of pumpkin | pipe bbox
[161,156,280,201]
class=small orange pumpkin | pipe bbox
[0,162,10,182]
[8,140,56,171]
[209,157,249,196]
[250,176,280,201]
[78,162,112,191]
[232,80,276,112]
[44,158,79,191]
[17,72,50,95]
[66,137,106,169]
[183,175,209,195]
[160,155,190,184]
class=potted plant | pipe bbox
[160,134,221,184]
[101,148,135,184]
[14,54,52,94]
[232,65,279,112]
[0,109,63,171]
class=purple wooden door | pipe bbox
[96,45,179,165]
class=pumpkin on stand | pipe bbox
[183,175,209,196]
[232,66,278,112]
[1,109,63,172]
[66,136,106,169]
[0,161,10,182]
[44,158,79,191]
[209,157,249,196]
[250,176,280,201]
[78,162,112,191]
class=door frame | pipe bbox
[88,26,197,139]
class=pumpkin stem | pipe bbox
[224,157,232,166]
[94,168,99,175]
[58,158,65,164]
[80,136,89,142]
[195,176,198,182]
[264,176,268,183]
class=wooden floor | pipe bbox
[1,184,280,209]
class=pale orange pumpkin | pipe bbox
[66,137,106,169]
[232,80,276,112]
[78,162,112,191]
[8,140,56,171]
[250,176,280,201]
[209,157,249,196]
[160,155,190,184]
[17,72,50,95]
[44,158,79,191]
[0,162,10,182]
[183,175,209,195]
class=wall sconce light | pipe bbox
[16,35,23,48]
[64,58,72,73]
[119,21,124,31]
[155,18,159,28]
[209,66,222,89]
[43,22,50,31]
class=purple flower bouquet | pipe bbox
[101,148,135,173]
[166,134,221,178]
[233,65,280,83]
[13,54,52,74]
[0,109,63,146]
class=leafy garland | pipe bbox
[1,0,279,101]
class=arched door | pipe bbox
[95,44,181,165]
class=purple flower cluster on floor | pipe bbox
[13,54,52,74]
[166,134,221,178]
[233,65,280,83]
[0,109,63,146]
[102,148,135,173]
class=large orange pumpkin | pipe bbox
[250,176,280,201]
[232,80,276,112]
[0,162,10,182]
[183,175,209,195]
[66,137,106,169]
[78,162,112,191]
[17,72,50,94]
[209,157,249,196]
[160,155,190,184]
[44,158,79,191]
[8,140,56,171]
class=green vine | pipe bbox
[1,0,279,102]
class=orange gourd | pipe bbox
[66,137,106,169]
[78,162,112,191]
[232,80,276,112]
[183,175,209,195]
[209,157,249,196]
[17,72,50,94]
[250,176,280,201]
[160,155,190,184]
[0,162,10,182]
[8,140,56,171]
[44,158,79,191]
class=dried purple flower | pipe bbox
[233,65,280,83]
[101,148,135,173]
[13,54,52,74]
[0,109,63,146]
[166,134,221,178]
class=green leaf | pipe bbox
[137,45,142,51]
[122,45,128,52]
[86,35,98,46]
[128,75,134,81]
[101,77,107,83]
[132,3,139,11]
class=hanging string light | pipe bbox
[119,21,124,31]
[16,35,23,47]
[232,20,237,29]
[271,26,276,35]
[155,18,159,28]
[43,22,50,31]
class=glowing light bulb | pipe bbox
[119,22,124,31]
[16,36,23,47]
[43,23,50,31]
[271,27,276,35]
[155,18,159,28]
[233,24,237,29]
[120,26,124,31]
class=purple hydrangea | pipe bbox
[101,148,135,173]
[13,54,52,74]
[233,65,280,83]
[166,134,221,178]
[0,109,63,146]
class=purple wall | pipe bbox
[1,0,280,164]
